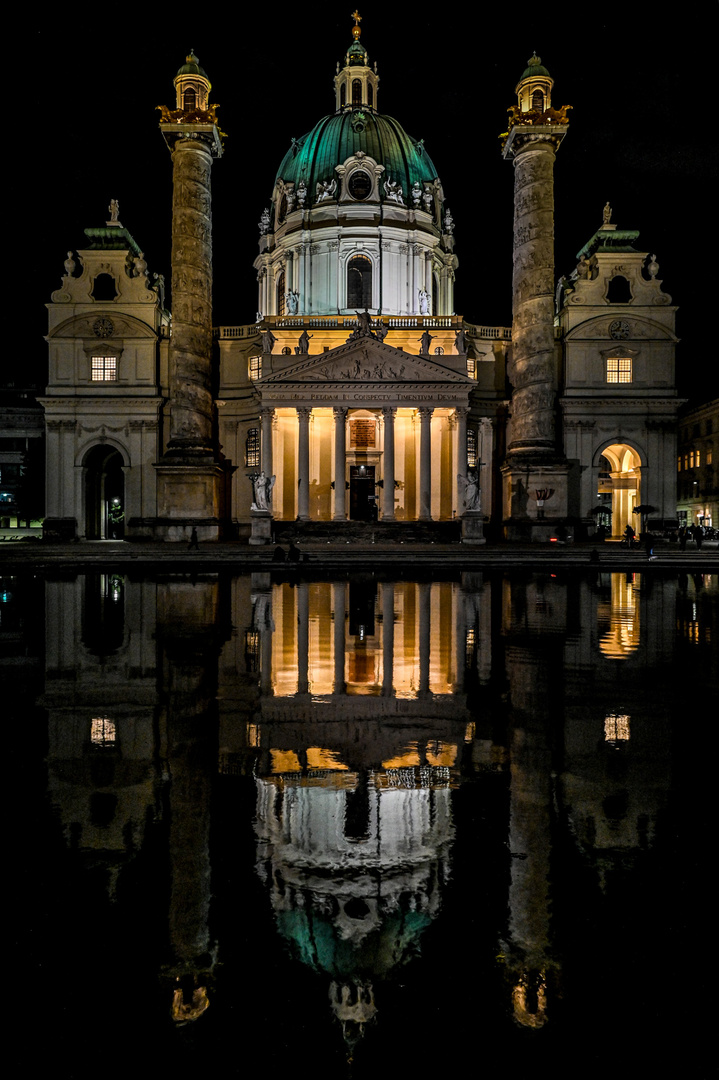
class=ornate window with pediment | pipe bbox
[91,356,117,381]
[606,357,632,384]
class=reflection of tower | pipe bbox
[157,576,229,1020]
[155,53,226,541]
[501,56,571,539]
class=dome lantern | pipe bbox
[334,11,380,113]
[174,50,211,113]
[514,52,553,115]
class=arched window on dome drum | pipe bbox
[352,79,362,106]
[340,84,346,108]
[347,256,372,309]
[532,89,544,112]
[183,87,196,112]
[368,84,373,109]
[277,270,286,315]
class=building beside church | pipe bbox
[39,18,682,543]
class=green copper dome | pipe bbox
[275,110,439,201]
[176,50,208,79]
[520,52,551,80]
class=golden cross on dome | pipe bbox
[352,10,362,26]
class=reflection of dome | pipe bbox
[275,112,439,207]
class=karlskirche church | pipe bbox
[40,17,680,544]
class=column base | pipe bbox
[42,517,77,542]
[461,512,486,544]
[501,459,572,541]
[249,511,273,545]
[150,461,225,541]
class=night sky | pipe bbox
[26,8,718,404]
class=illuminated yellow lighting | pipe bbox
[90,717,116,746]
[599,574,641,658]
[425,740,457,767]
[306,746,349,770]
[604,713,630,741]
[381,744,421,770]
[464,722,476,743]
[270,749,301,773]
[246,723,260,748]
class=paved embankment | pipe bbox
[1,540,718,572]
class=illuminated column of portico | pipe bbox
[297,582,309,695]
[382,407,396,520]
[455,407,468,513]
[297,407,311,520]
[382,582,395,696]
[261,408,274,477]
[478,418,493,518]
[333,581,346,694]
[418,407,433,521]
[418,581,431,696]
[333,407,347,520]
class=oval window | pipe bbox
[348,170,372,201]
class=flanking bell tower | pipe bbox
[501,55,571,539]
[155,52,226,540]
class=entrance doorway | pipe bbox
[599,444,641,538]
[84,445,125,539]
[349,465,376,521]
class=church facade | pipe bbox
[41,20,680,543]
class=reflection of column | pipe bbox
[382,582,395,696]
[333,581,346,694]
[297,581,309,695]
[382,407,396,520]
[297,407,311,521]
[455,582,466,692]
[261,408,274,479]
[333,407,347,520]
[418,581,431,695]
[418,407,433,521]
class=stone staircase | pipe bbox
[271,519,462,545]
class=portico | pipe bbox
[250,333,475,523]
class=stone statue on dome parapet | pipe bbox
[316,178,337,203]
[384,178,404,205]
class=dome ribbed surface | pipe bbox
[275,111,438,198]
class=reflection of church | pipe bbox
[35,567,691,1050]
[40,16,680,542]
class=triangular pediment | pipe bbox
[262,336,473,386]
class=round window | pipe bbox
[348,170,372,201]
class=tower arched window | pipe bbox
[532,89,544,112]
[183,87,196,112]
[277,270,286,315]
[606,275,633,303]
[340,83,346,108]
[347,255,372,308]
[368,84,373,109]
[352,79,362,106]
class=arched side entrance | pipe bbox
[83,445,125,539]
[598,443,642,538]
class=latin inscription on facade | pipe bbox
[351,418,376,448]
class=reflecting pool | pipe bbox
[7,569,715,1074]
